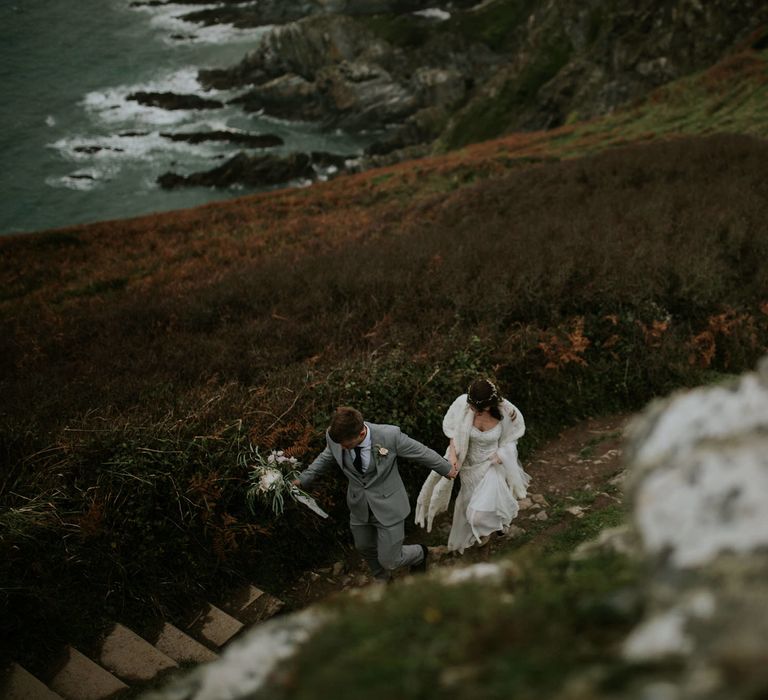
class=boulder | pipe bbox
[614,357,768,698]
[127,91,223,110]
[159,130,284,147]
[157,152,314,189]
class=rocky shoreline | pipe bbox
[143,0,768,190]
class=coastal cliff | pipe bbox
[152,0,768,187]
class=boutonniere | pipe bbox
[374,444,389,458]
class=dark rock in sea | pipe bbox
[159,130,284,147]
[180,2,310,28]
[180,0,431,29]
[74,146,126,154]
[157,152,315,189]
[119,131,150,137]
[127,91,224,110]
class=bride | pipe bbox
[415,378,530,553]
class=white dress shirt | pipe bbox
[345,423,372,473]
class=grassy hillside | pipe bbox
[2,39,768,673]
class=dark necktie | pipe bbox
[353,446,363,474]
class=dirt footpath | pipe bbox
[281,413,633,608]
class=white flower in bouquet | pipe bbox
[257,468,284,493]
[241,445,326,518]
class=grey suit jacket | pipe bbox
[297,423,451,526]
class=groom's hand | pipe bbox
[446,464,459,479]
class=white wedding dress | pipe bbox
[415,394,530,553]
[447,423,520,553]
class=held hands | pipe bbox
[447,440,460,478]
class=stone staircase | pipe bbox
[1,584,284,700]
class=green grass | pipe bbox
[554,49,768,156]
[439,33,574,149]
[251,503,639,699]
[578,431,621,459]
[260,545,640,700]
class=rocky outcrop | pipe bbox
[572,357,768,700]
[199,14,494,133]
[157,152,316,189]
[129,1,768,188]
[155,150,357,189]
[199,16,397,90]
[127,91,223,110]
[159,130,284,147]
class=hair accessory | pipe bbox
[467,378,501,409]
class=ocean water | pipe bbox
[0,0,376,236]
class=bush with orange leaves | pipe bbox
[688,307,764,369]
[538,317,591,371]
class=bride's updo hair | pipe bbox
[467,379,503,421]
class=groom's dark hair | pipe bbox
[329,406,365,442]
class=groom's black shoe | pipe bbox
[411,544,429,574]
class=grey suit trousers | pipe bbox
[350,505,424,580]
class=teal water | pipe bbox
[0,1,374,235]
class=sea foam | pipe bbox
[82,66,216,127]
[129,1,264,45]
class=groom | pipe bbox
[294,406,457,581]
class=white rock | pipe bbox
[627,371,768,471]
[623,592,715,662]
[441,562,507,585]
[634,440,768,568]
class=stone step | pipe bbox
[1,663,64,700]
[185,603,244,649]
[220,584,285,626]
[150,622,218,665]
[97,623,177,684]
[48,647,128,700]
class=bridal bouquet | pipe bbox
[242,446,327,518]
